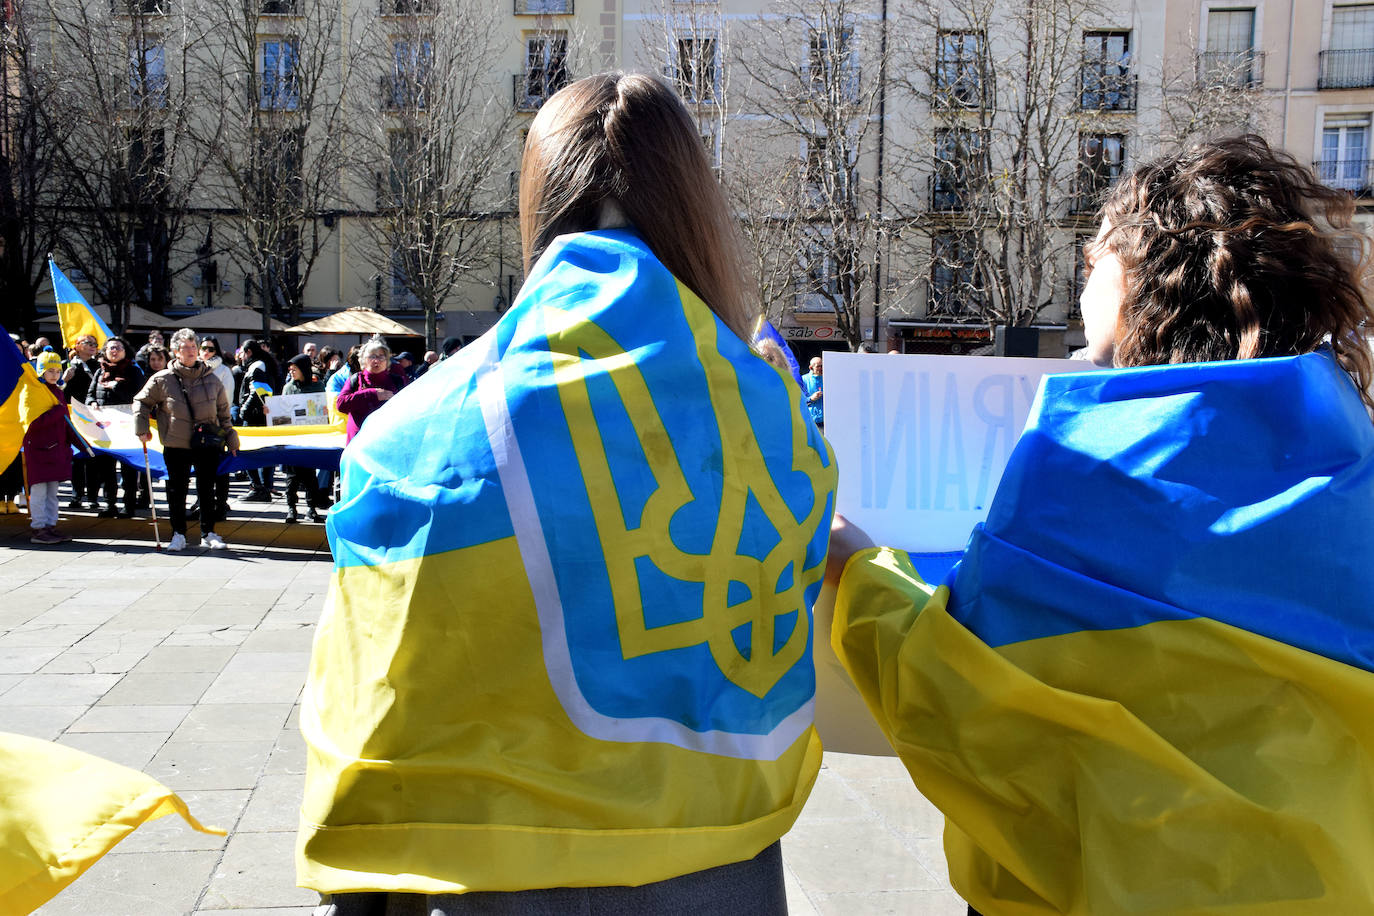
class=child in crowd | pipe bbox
[24,352,84,544]
[281,354,326,524]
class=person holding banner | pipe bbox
[280,354,326,524]
[62,334,100,509]
[86,337,143,518]
[823,135,1374,915]
[332,339,406,443]
[135,328,239,552]
[299,72,834,915]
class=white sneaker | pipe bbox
[204,532,227,550]
[166,532,187,552]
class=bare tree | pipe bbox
[192,0,354,332]
[1156,32,1271,155]
[0,0,71,336]
[349,0,515,351]
[40,0,216,334]
[733,0,899,351]
[901,0,1113,332]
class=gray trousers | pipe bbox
[314,840,786,916]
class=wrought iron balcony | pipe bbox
[1196,50,1265,89]
[1314,158,1374,195]
[1318,49,1374,89]
[1079,70,1137,112]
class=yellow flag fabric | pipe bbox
[0,732,225,914]
[299,230,836,894]
[49,261,112,349]
[0,328,59,472]
[830,353,1374,914]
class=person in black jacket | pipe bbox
[86,337,145,517]
[61,334,101,509]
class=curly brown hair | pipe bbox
[1100,134,1373,407]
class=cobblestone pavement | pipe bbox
[0,482,965,916]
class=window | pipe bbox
[261,0,296,14]
[391,248,420,310]
[260,38,300,110]
[385,128,418,206]
[1319,114,1372,192]
[129,39,167,109]
[384,37,432,109]
[796,241,840,311]
[1069,235,1089,319]
[930,232,984,317]
[931,127,983,212]
[517,33,567,111]
[113,0,167,16]
[1081,31,1133,110]
[515,0,571,13]
[1322,4,1374,88]
[934,30,983,107]
[127,127,166,198]
[1076,133,1125,210]
[383,0,435,14]
[804,132,829,186]
[255,127,304,206]
[1200,8,1261,87]
[671,35,718,103]
[808,22,858,99]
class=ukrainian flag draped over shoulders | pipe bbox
[832,350,1374,915]
[299,229,835,894]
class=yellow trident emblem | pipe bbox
[542,286,834,700]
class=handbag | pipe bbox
[173,372,225,451]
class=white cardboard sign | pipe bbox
[823,352,1082,553]
[263,392,330,427]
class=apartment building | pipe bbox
[14,0,1373,356]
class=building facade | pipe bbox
[11,0,1373,356]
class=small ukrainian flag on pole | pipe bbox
[49,258,112,349]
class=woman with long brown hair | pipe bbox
[826,135,1374,914]
[299,73,834,916]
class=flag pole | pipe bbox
[142,442,161,550]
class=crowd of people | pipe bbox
[6,328,444,550]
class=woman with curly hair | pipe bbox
[825,135,1374,915]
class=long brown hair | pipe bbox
[1100,135,1374,406]
[518,71,754,341]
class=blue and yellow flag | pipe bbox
[0,731,223,914]
[833,350,1374,914]
[49,259,111,349]
[299,230,835,894]
[0,325,58,471]
[66,400,345,480]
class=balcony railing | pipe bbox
[1079,70,1137,111]
[1196,50,1265,89]
[514,0,572,13]
[1319,49,1374,89]
[513,71,567,112]
[1314,158,1374,195]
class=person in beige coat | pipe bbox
[135,328,239,552]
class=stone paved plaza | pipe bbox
[0,490,965,916]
